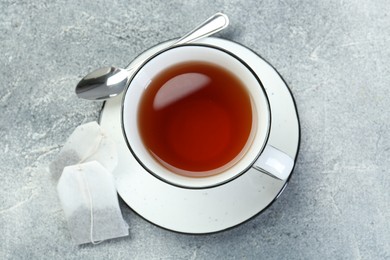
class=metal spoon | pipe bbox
[76,12,229,100]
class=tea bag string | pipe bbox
[80,168,103,245]
[78,132,105,164]
[77,129,105,244]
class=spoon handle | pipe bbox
[125,13,229,72]
[173,12,229,45]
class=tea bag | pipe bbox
[57,161,129,244]
[50,122,117,181]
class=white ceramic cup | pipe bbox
[122,44,293,189]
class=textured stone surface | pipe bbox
[1,0,389,259]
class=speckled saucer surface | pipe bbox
[99,37,300,234]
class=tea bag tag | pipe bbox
[253,145,294,180]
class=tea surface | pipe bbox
[138,62,253,177]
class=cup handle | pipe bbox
[252,145,294,181]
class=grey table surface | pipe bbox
[1,0,389,259]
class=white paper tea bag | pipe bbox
[50,122,117,181]
[57,161,129,244]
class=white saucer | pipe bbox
[99,37,300,234]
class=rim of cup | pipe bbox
[122,44,271,189]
